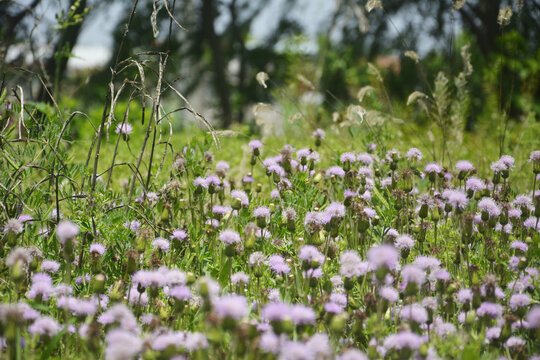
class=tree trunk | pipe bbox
[202,0,232,128]
[229,0,247,123]
[39,0,87,103]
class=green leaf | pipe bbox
[348,126,360,139]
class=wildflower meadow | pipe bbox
[1,0,540,359]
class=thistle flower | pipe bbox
[327,166,346,178]
[4,218,23,235]
[491,160,507,174]
[340,250,365,278]
[6,247,32,267]
[509,293,530,311]
[325,202,346,219]
[152,238,170,252]
[18,214,33,223]
[249,251,266,266]
[425,162,443,174]
[485,326,501,341]
[394,235,416,250]
[171,229,188,241]
[219,229,241,245]
[124,220,141,232]
[513,195,532,209]
[466,177,485,192]
[56,221,79,245]
[290,305,316,325]
[379,286,399,303]
[193,177,208,189]
[213,295,248,320]
[442,189,468,210]
[259,331,280,354]
[249,139,263,150]
[29,316,61,337]
[324,302,343,314]
[510,241,528,253]
[27,273,54,301]
[133,270,165,289]
[41,260,60,273]
[98,304,138,332]
[312,129,325,140]
[357,153,373,165]
[337,349,369,360]
[104,329,142,360]
[367,244,399,271]
[456,288,473,304]
[406,148,422,161]
[268,255,291,275]
[383,331,424,351]
[169,285,192,301]
[499,155,515,169]
[115,123,133,136]
[477,302,503,319]
[478,197,501,217]
[262,302,290,322]
[254,206,271,218]
[456,160,474,173]
[215,161,229,175]
[506,336,525,348]
[400,304,428,323]
[231,190,249,207]
[89,243,106,256]
[401,265,426,285]
[205,175,221,189]
[298,245,325,268]
[341,152,356,164]
[526,306,540,328]
[231,272,250,286]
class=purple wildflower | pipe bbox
[249,140,263,150]
[367,244,399,270]
[254,206,271,218]
[406,148,422,161]
[394,235,415,250]
[29,316,61,337]
[171,229,188,241]
[56,221,79,245]
[312,129,325,140]
[340,250,364,278]
[509,293,530,311]
[400,304,428,323]
[327,166,345,178]
[456,160,474,172]
[89,243,106,256]
[298,245,325,267]
[477,302,503,319]
[152,238,170,252]
[425,162,443,174]
[213,295,248,320]
[478,197,501,217]
[231,190,249,207]
[115,123,133,136]
[219,229,241,245]
[383,331,424,351]
[466,177,485,192]
[341,152,356,163]
[526,306,540,328]
[401,265,426,285]
[41,260,60,274]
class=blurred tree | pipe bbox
[94,0,299,128]
[39,0,90,102]
[0,0,43,68]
